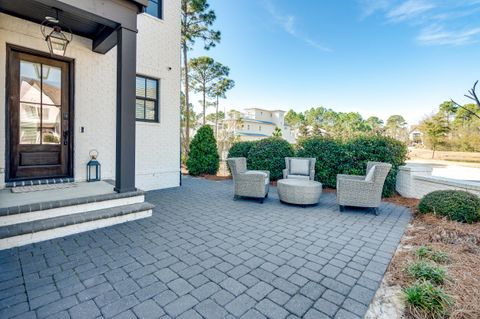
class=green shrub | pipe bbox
[228,141,256,159]
[186,125,219,176]
[407,261,447,285]
[415,246,450,264]
[344,135,407,196]
[247,137,294,180]
[296,135,407,197]
[296,137,349,188]
[404,281,453,319]
[418,190,480,223]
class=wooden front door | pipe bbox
[7,48,72,180]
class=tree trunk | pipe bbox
[215,95,219,139]
[432,145,436,159]
[202,89,206,125]
[182,44,190,155]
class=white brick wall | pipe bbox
[396,165,480,199]
[135,3,181,190]
[0,1,180,190]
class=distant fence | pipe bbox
[396,165,480,199]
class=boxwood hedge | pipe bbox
[227,135,407,197]
[246,138,295,181]
[418,190,480,223]
[228,141,256,159]
[297,135,407,197]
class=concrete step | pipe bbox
[0,202,154,250]
[0,190,145,226]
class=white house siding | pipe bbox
[135,4,181,190]
[0,2,180,191]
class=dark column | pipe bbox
[115,27,137,193]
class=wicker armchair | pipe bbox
[336,161,392,215]
[227,157,270,203]
[283,157,316,180]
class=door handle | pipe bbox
[63,130,69,145]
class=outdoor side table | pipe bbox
[277,179,322,206]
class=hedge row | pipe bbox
[228,135,407,197]
[228,138,295,180]
[418,190,480,223]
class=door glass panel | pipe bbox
[19,60,63,145]
[145,101,155,120]
[42,65,61,105]
[136,99,145,119]
[41,105,61,144]
[19,102,41,144]
[20,61,41,103]
[146,79,157,99]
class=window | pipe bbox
[259,126,261,131]
[19,61,62,145]
[136,75,159,122]
[247,125,250,130]
[146,0,163,19]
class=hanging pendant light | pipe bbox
[41,9,73,56]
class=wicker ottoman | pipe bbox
[277,179,322,206]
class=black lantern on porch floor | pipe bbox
[87,150,101,182]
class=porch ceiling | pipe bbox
[0,0,147,54]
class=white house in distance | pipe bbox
[234,107,296,143]
[0,0,180,248]
[408,125,424,145]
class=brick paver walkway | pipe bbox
[0,177,411,319]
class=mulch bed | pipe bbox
[201,174,232,181]
[386,208,480,319]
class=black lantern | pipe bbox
[87,150,101,182]
[40,9,73,56]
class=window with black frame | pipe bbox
[146,0,163,19]
[136,75,159,122]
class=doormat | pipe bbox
[11,183,78,193]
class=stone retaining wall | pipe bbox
[396,165,480,199]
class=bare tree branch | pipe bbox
[464,80,480,107]
[450,99,480,120]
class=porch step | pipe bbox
[0,202,154,250]
[0,190,146,226]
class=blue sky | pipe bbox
[190,0,480,124]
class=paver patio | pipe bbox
[0,177,411,319]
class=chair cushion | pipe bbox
[245,171,269,185]
[365,165,376,182]
[290,159,310,176]
[287,174,310,180]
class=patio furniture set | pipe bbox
[227,157,392,214]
